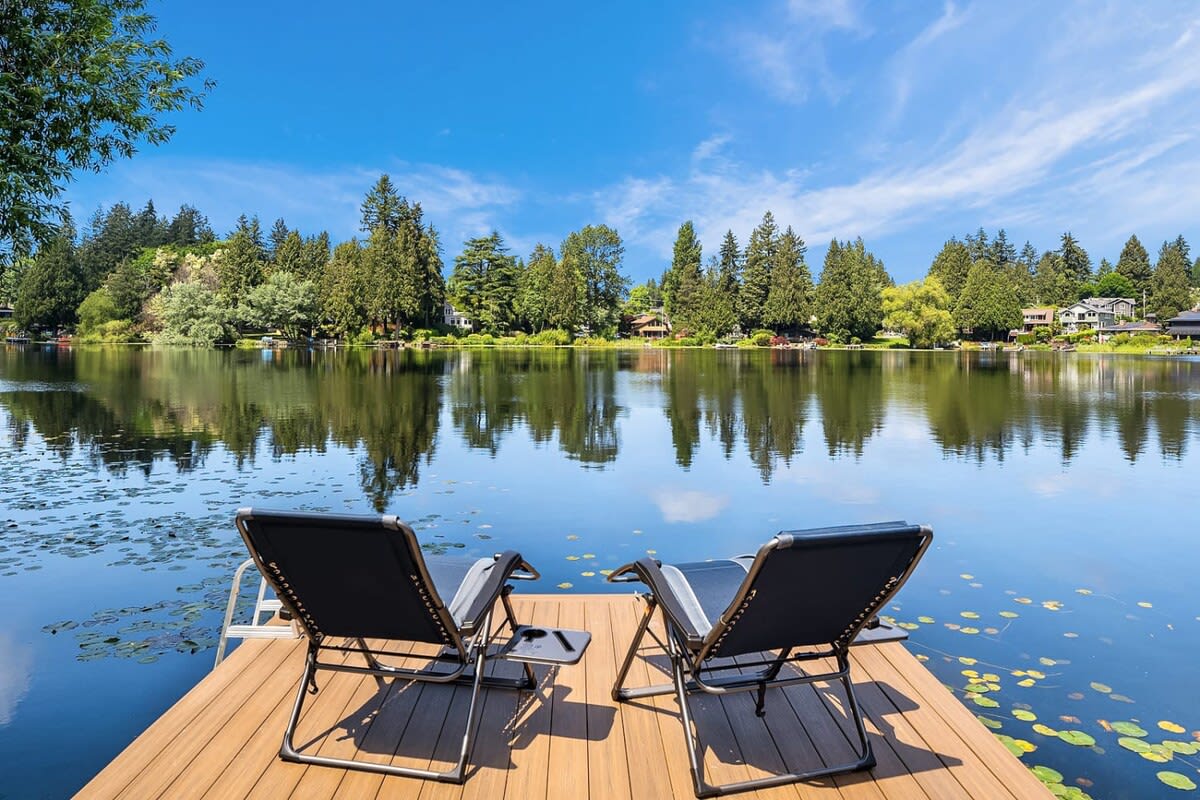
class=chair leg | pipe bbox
[612,594,657,701]
[501,589,536,689]
[670,646,876,798]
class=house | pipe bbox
[1088,297,1137,318]
[1097,320,1161,340]
[1058,301,1115,333]
[443,302,472,331]
[1021,307,1055,333]
[629,311,670,339]
[1164,310,1200,339]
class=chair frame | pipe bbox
[608,524,933,798]
[236,508,541,784]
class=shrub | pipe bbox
[76,287,121,334]
[735,337,759,348]
[462,333,495,346]
[677,336,699,347]
[77,319,140,344]
[813,337,829,346]
[1016,333,1035,345]
[529,329,572,346]
[750,331,773,347]
[850,336,862,345]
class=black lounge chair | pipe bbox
[608,521,932,798]
[235,508,541,783]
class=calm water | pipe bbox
[1,346,1198,799]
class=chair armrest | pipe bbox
[458,550,533,636]
[607,558,705,650]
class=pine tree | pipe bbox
[14,220,85,329]
[360,175,405,234]
[1033,251,1070,306]
[953,259,1021,340]
[559,224,626,336]
[762,226,812,332]
[273,230,305,274]
[517,244,556,331]
[218,220,267,309]
[1192,257,1200,289]
[1058,232,1092,293]
[448,232,520,333]
[965,228,989,262]
[1115,234,1152,299]
[737,211,778,331]
[268,218,290,260]
[717,230,741,299]
[134,199,166,248]
[927,239,972,302]
[989,229,1016,265]
[1149,240,1192,320]
[664,221,704,329]
[320,239,368,336]
[815,237,890,341]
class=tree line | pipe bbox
[3,185,1198,345]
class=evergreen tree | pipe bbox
[166,204,211,246]
[1172,235,1191,263]
[815,237,889,341]
[268,218,290,260]
[1115,234,1152,298]
[989,229,1016,265]
[762,226,812,332]
[273,230,305,274]
[1096,257,1114,277]
[927,239,972,303]
[692,261,737,337]
[360,174,406,234]
[1149,240,1192,320]
[717,230,741,299]
[301,232,331,280]
[517,244,557,331]
[559,224,627,335]
[448,232,521,333]
[416,225,446,327]
[737,211,778,330]
[217,220,267,309]
[320,239,368,336]
[15,221,85,330]
[1033,251,1071,306]
[663,221,704,329]
[363,225,409,333]
[964,228,989,263]
[546,249,583,331]
[953,259,1021,339]
[1018,241,1038,273]
[134,199,167,248]
[1192,257,1200,289]
[1058,232,1092,294]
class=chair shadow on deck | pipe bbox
[625,646,963,784]
[290,656,614,775]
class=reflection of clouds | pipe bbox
[0,633,33,726]
[653,489,730,523]
[1028,474,1070,498]
[785,464,881,506]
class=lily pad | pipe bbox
[1056,730,1095,747]
[1089,682,1112,694]
[1118,737,1152,754]
[1157,772,1198,791]
[1031,765,1064,784]
[1158,721,1187,734]
[1012,709,1037,722]
[1111,721,1147,737]
[1032,723,1058,736]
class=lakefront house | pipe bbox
[1058,301,1117,332]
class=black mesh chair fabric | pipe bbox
[236,510,458,646]
[705,522,928,659]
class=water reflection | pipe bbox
[1,349,1198,496]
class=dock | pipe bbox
[75,594,1051,799]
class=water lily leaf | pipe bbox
[1158,721,1186,734]
[1140,751,1171,763]
[1075,588,1093,595]
[972,695,1000,708]
[1118,737,1152,753]
[978,716,1003,730]
[1057,730,1095,747]
[1038,657,1056,666]
[1162,740,1200,755]
[960,573,974,580]
[1111,721,1147,737]
[1157,772,1198,791]
[1027,670,1046,680]
[580,571,595,577]
[999,611,1019,618]
[965,683,992,694]
[556,582,573,590]
[1031,765,1063,784]
[1032,724,1058,736]
[1137,601,1153,608]
[996,735,1023,757]
[961,611,980,619]
[1089,682,1112,694]
[897,622,919,631]
[1015,597,1033,605]
[1013,709,1037,722]
[1042,600,1063,611]
[958,656,978,665]
[1108,694,1135,704]
[982,673,1000,682]
[917,615,935,624]
[961,669,980,678]
[959,627,980,635]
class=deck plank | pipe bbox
[75,595,1051,800]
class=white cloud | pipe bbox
[0,634,32,726]
[597,4,1200,264]
[66,158,521,246]
[652,488,730,523]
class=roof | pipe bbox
[629,313,659,325]
[1166,310,1200,323]
[1022,307,1054,316]
[1098,321,1161,333]
[1061,301,1113,314]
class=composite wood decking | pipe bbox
[76,594,1051,800]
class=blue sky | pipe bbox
[66,0,1200,283]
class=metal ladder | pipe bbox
[214,558,300,667]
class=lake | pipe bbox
[1,346,1197,799]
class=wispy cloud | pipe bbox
[652,488,730,523]
[598,3,1200,264]
[66,158,521,246]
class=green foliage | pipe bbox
[15,226,85,329]
[882,276,955,348]
[0,0,211,262]
[662,220,703,322]
[1058,232,1092,290]
[737,211,777,331]
[76,286,121,334]
[529,328,572,346]
[241,271,318,339]
[152,281,234,346]
[928,239,973,302]
[717,230,741,300]
[750,330,773,347]
[815,238,890,341]
[1087,271,1136,301]
[1033,251,1072,306]
[1149,240,1192,321]
[762,226,812,331]
[216,217,266,308]
[320,239,368,337]
[621,280,660,317]
[954,259,1021,339]
[518,244,558,330]
[560,224,627,336]
[448,231,520,334]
